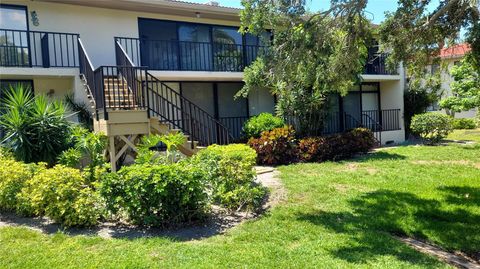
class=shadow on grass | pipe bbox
[296,188,480,264]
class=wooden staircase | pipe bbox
[78,39,231,171]
[103,77,137,109]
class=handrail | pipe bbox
[78,37,100,120]
[115,40,233,146]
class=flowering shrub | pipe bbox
[0,158,37,211]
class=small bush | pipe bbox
[17,165,102,226]
[411,113,453,144]
[248,126,298,165]
[0,159,36,211]
[100,162,208,226]
[452,118,477,129]
[243,113,285,138]
[193,144,266,211]
[298,128,375,162]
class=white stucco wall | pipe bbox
[379,80,406,144]
[2,0,241,68]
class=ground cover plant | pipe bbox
[1,140,479,268]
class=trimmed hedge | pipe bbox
[452,118,477,129]
[17,165,102,227]
[100,161,208,226]
[0,158,37,211]
[298,128,375,162]
[411,113,453,144]
[193,144,266,211]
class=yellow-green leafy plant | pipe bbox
[192,144,267,211]
[0,158,37,211]
[17,165,103,227]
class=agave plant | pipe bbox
[0,84,72,165]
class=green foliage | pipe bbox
[0,159,36,211]
[238,0,372,135]
[379,0,479,75]
[298,128,375,162]
[410,113,453,144]
[452,118,477,129]
[440,58,480,112]
[58,127,107,182]
[100,162,208,226]
[136,133,186,164]
[159,132,186,162]
[17,165,102,226]
[248,126,298,165]
[0,85,71,165]
[65,94,93,131]
[193,144,266,211]
[242,113,285,138]
[403,72,443,136]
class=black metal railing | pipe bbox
[78,38,100,118]
[0,28,80,68]
[219,116,250,140]
[145,73,233,146]
[113,41,233,146]
[115,37,267,72]
[362,109,401,131]
[364,53,397,75]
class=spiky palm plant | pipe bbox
[0,84,72,165]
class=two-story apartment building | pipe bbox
[0,0,406,167]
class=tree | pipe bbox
[238,0,373,136]
[379,0,480,75]
[440,57,480,112]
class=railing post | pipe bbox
[189,102,194,149]
[41,33,50,68]
[145,70,150,118]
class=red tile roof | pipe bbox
[440,43,471,59]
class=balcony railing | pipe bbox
[364,53,397,75]
[115,37,267,72]
[0,28,80,68]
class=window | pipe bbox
[0,5,29,66]
[0,5,28,30]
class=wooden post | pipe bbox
[109,136,116,172]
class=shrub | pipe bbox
[243,113,285,138]
[58,127,108,182]
[298,137,330,162]
[452,118,477,129]
[0,159,36,211]
[298,128,375,162]
[17,165,102,226]
[248,126,298,165]
[0,85,71,165]
[100,162,208,226]
[193,144,266,211]
[410,113,453,144]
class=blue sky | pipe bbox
[188,0,440,24]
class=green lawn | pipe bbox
[447,128,480,142]
[1,143,480,268]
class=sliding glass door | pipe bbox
[0,4,29,66]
